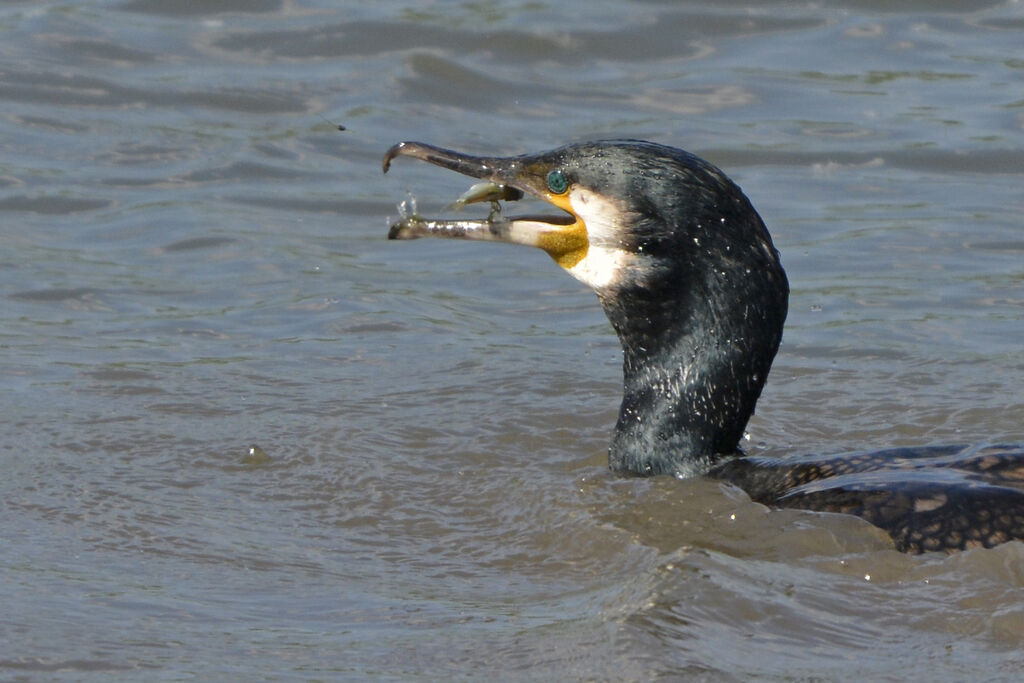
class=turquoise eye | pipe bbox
[546,169,568,194]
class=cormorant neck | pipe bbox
[600,216,788,477]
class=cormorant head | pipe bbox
[384,140,789,476]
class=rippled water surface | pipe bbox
[3,0,1023,679]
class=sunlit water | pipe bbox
[2,1,1023,679]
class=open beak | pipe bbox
[382,141,587,268]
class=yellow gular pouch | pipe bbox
[535,191,589,270]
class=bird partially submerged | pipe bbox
[383,139,1024,553]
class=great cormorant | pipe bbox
[383,139,1024,553]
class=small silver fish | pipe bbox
[450,181,524,212]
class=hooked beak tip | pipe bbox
[382,141,408,174]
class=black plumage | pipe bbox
[384,139,1024,553]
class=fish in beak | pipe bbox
[383,141,589,270]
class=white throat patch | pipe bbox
[565,187,638,290]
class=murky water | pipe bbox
[2,1,1023,679]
